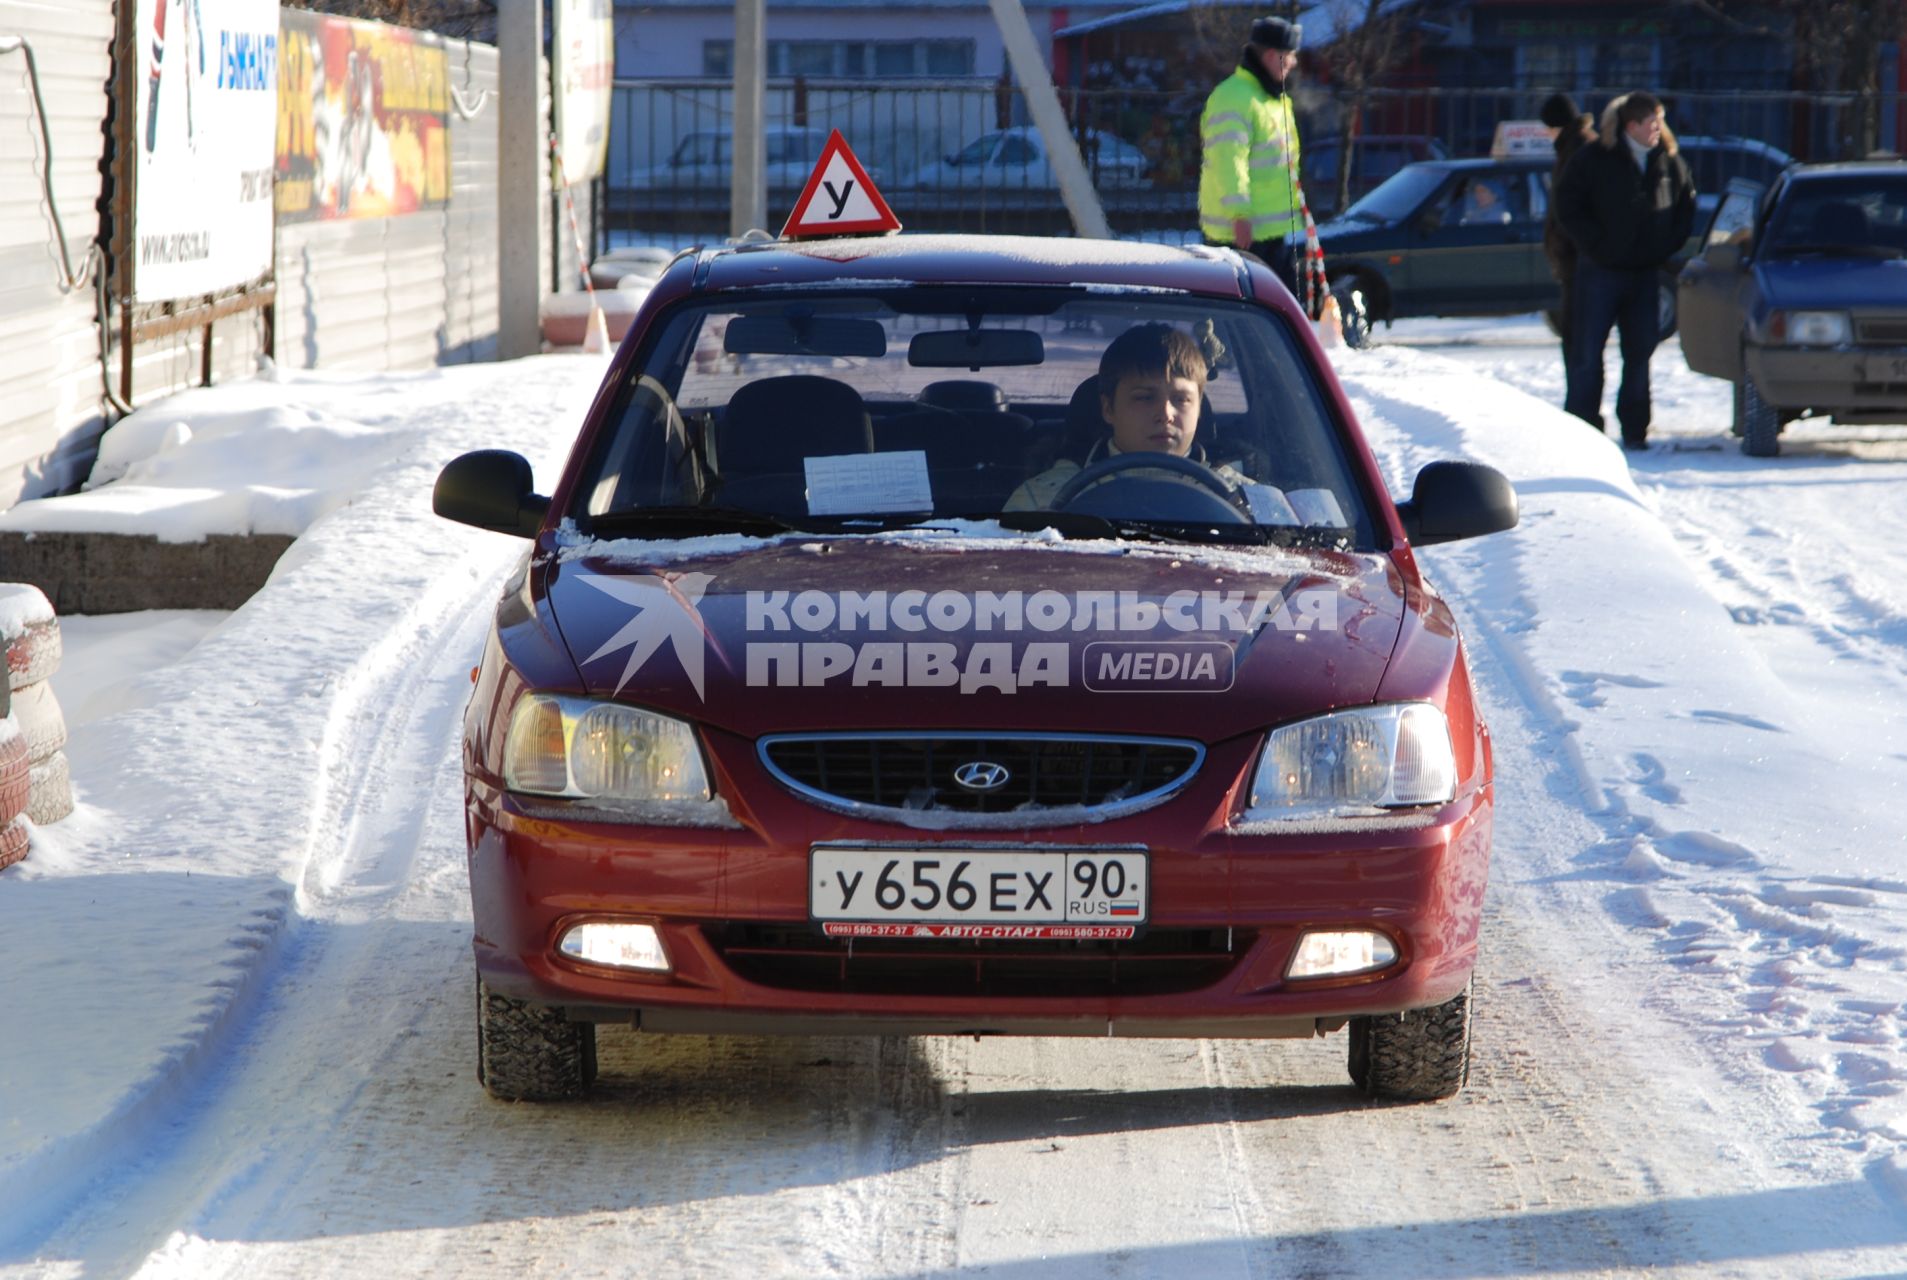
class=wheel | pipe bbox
[1736,349,1780,457]
[476,975,598,1101]
[5,612,61,691]
[0,814,27,872]
[1328,278,1374,349]
[1348,978,1473,1101]
[1656,276,1678,345]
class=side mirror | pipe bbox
[1396,461,1518,547]
[1417,207,1444,234]
[433,450,551,538]
[1704,241,1743,270]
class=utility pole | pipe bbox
[731,0,767,238]
[499,0,543,359]
[987,0,1110,239]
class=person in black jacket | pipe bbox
[1539,93,1595,354]
[1554,91,1696,450]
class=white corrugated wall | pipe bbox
[273,41,571,373]
[0,0,114,509]
[1,18,577,510]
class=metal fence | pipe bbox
[606,78,1906,242]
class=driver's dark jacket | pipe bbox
[1004,439,1248,511]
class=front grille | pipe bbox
[707,923,1251,997]
[759,733,1203,817]
[1854,317,1907,344]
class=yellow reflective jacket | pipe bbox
[1198,67,1302,246]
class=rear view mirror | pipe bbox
[908,328,1045,369]
[724,315,888,358]
[1396,461,1518,546]
[434,450,550,538]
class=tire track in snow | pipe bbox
[1343,361,1907,1209]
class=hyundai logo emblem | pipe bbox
[952,760,1011,792]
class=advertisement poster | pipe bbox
[275,9,450,223]
[553,0,614,185]
[132,0,281,302]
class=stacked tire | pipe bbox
[2,584,73,869]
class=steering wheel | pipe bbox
[1049,451,1253,524]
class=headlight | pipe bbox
[1771,310,1849,345]
[1239,703,1456,822]
[503,694,711,805]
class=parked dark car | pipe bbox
[1302,134,1450,220]
[1678,160,1907,456]
[1317,157,1565,330]
[433,233,1518,1105]
[1318,140,1785,341]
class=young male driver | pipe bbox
[1006,323,1246,511]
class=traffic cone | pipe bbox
[1317,293,1343,348]
[583,301,611,355]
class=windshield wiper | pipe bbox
[584,506,807,537]
[995,510,1348,548]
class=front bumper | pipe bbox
[1747,344,1907,420]
[466,736,1492,1037]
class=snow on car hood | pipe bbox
[541,532,1407,742]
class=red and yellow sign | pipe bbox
[275,9,449,222]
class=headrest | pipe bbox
[922,380,1009,413]
[719,375,872,475]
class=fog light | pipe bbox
[1287,929,1397,979]
[558,922,670,972]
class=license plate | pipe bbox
[810,847,1149,940]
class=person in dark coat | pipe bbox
[1539,93,1596,347]
[1554,91,1696,450]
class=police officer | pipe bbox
[1200,16,1304,297]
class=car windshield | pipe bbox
[951,135,1000,165]
[1763,174,1907,258]
[674,135,725,166]
[1337,164,1450,223]
[573,289,1377,549]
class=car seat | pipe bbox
[714,375,873,515]
[874,381,1032,513]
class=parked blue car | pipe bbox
[1678,159,1907,456]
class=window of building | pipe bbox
[699,38,975,79]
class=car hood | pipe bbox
[540,535,1408,742]
[1756,256,1907,310]
[1315,218,1395,251]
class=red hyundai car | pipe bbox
[435,234,1517,1103]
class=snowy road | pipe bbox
[7,323,1907,1276]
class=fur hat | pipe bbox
[1248,16,1302,52]
[1539,93,1579,129]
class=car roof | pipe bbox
[1784,159,1907,179]
[1416,157,1546,173]
[694,234,1251,297]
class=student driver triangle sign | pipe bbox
[781,130,902,239]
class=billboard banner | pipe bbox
[275,9,450,223]
[132,0,282,302]
[554,0,614,185]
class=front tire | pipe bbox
[1348,979,1473,1101]
[477,976,598,1101]
[1736,347,1781,457]
[1656,275,1678,345]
